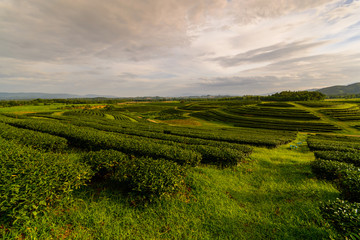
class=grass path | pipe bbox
[8,133,340,239]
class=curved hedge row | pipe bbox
[314,151,360,167]
[0,122,68,152]
[0,137,92,223]
[7,118,201,166]
[29,112,295,148]
[307,138,360,152]
[48,116,253,156]
[224,106,319,120]
[321,107,360,121]
[192,110,339,132]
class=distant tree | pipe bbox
[262,91,326,101]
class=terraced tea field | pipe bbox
[1,99,359,239]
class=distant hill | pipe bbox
[0,92,118,100]
[316,82,360,96]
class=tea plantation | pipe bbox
[1,99,359,239]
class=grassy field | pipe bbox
[1,99,359,239]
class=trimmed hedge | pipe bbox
[114,157,185,198]
[338,170,360,202]
[311,159,360,202]
[0,137,92,223]
[0,122,68,152]
[314,150,360,167]
[81,150,185,197]
[321,199,360,236]
[311,159,358,181]
[81,149,129,176]
[7,119,201,166]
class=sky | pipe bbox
[1,0,360,97]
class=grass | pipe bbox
[2,133,339,239]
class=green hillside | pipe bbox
[317,82,360,97]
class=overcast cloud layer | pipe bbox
[1,0,360,96]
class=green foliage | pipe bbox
[81,149,129,176]
[7,118,202,166]
[257,102,295,107]
[224,105,320,120]
[0,122,68,152]
[321,199,360,236]
[311,159,357,181]
[297,101,342,108]
[314,151,360,167]
[308,135,360,152]
[81,150,185,198]
[193,110,339,132]
[262,91,326,101]
[321,107,360,121]
[311,159,360,202]
[187,145,245,167]
[113,157,186,198]
[28,109,295,148]
[338,170,360,202]
[0,137,92,224]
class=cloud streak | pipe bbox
[0,0,359,96]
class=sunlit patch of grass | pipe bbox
[161,118,202,126]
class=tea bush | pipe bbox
[321,199,360,236]
[0,137,92,224]
[114,157,186,198]
[81,150,186,198]
[0,122,68,152]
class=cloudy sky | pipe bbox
[1,0,360,97]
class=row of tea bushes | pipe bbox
[0,137,92,224]
[312,159,360,237]
[6,116,250,167]
[44,114,253,153]
[41,116,252,166]
[0,121,68,152]
[314,150,360,167]
[309,134,360,236]
[309,134,360,201]
[224,106,320,120]
[321,107,360,121]
[28,111,296,148]
[7,118,201,166]
[192,110,339,132]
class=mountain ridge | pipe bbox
[316,82,360,96]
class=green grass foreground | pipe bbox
[2,134,339,239]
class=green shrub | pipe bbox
[338,170,360,202]
[8,119,202,166]
[311,159,357,181]
[0,122,68,152]
[81,150,186,198]
[0,137,92,224]
[81,149,130,176]
[321,198,360,236]
[189,145,245,167]
[113,157,186,198]
[312,159,360,202]
[314,150,360,167]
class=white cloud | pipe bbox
[0,0,359,96]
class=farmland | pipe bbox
[1,98,360,239]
